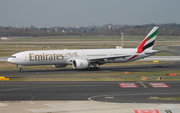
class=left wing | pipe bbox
[67,55,131,65]
[88,55,131,61]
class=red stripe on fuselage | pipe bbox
[127,36,149,61]
[127,55,138,61]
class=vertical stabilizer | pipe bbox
[137,27,159,53]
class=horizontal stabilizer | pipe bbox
[145,50,159,55]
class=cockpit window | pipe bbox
[11,56,16,58]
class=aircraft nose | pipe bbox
[7,58,11,63]
[7,58,16,64]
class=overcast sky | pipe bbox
[0,0,179,28]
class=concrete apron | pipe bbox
[0,101,179,113]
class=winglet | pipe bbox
[137,27,159,53]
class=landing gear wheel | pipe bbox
[94,67,98,71]
[19,67,23,73]
[87,67,100,71]
[97,67,101,71]
[19,69,23,73]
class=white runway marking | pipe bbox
[149,83,169,88]
[119,83,138,88]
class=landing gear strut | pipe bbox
[17,65,23,73]
[19,67,23,73]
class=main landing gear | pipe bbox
[87,63,101,71]
[87,67,101,71]
[87,66,101,71]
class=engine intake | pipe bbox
[72,59,89,69]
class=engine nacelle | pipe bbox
[53,64,67,68]
[72,59,89,69]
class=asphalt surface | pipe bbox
[1,62,180,77]
[1,62,180,103]
[0,81,180,103]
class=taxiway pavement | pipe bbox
[1,81,180,113]
[1,62,180,113]
[0,81,180,103]
[0,62,180,77]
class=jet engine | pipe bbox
[53,64,67,68]
[72,59,89,69]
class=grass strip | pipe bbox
[8,77,180,81]
[148,97,180,100]
[8,77,144,81]
[5,69,180,81]
[5,69,180,78]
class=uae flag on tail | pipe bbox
[137,27,159,53]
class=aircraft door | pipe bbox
[108,52,113,56]
[24,53,28,61]
[82,52,85,57]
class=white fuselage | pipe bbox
[7,48,151,66]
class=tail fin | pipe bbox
[137,27,159,53]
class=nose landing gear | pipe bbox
[17,65,23,73]
[19,67,23,72]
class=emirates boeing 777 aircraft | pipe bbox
[7,27,159,72]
